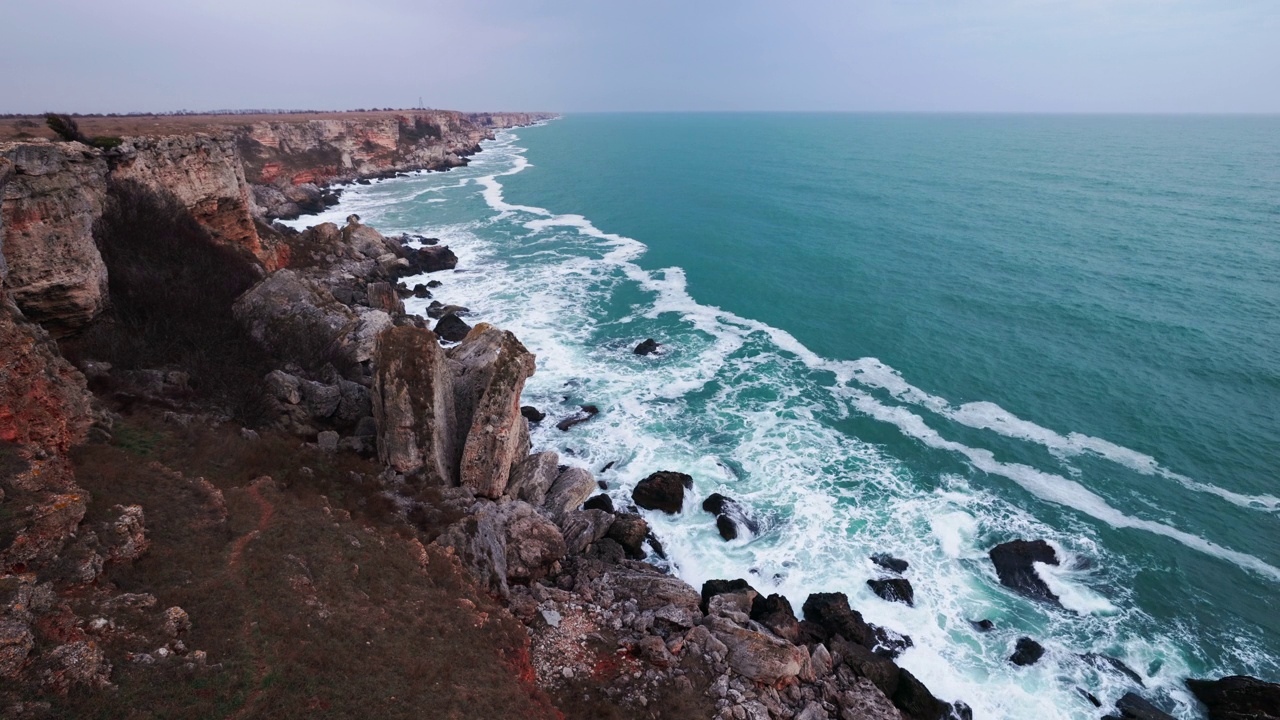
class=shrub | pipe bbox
[45,112,88,142]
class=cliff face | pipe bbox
[110,135,286,270]
[0,142,109,334]
[237,111,551,186]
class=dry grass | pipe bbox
[37,413,562,720]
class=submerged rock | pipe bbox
[988,539,1060,604]
[802,592,877,649]
[1113,692,1176,720]
[632,470,693,514]
[701,492,757,540]
[555,404,599,431]
[871,553,909,573]
[1185,675,1280,720]
[633,338,660,356]
[867,578,915,607]
[970,619,995,632]
[1010,637,1045,666]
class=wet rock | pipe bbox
[371,326,457,483]
[702,493,757,540]
[426,301,470,319]
[555,404,599,431]
[1082,653,1145,687]
[750,593,801,643]
[892,667,968,720]
[1078,688,1103,707]
[434,312,472,342]
[871,554,909,573]
[1114,692,1176,720]
[1009,637,1045,666]
[633,470,693,514]
[703,615,809,686]
[833,638,900,699]
[411,283,432,299]
[802,593,877,649]
[506,451,560,506]
[970,619,995,632]
[867,578,914,607]
[633,338,660,356]
[520,405,545,423]
[988,539,1060,604]
[605,513,649,559]
[543,467,596,518]
[583,494,614,513]
[409,245,457,273]
[1185,675,1280,720]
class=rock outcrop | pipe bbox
[0,141,109,333]
[989,539,1060,604]
[1186,675,1280,720]
[371,326,457,482]
[633,470,693,514]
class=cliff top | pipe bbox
[0,109,556,142]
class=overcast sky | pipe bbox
[1,0,1276,114]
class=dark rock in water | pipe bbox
[596,479,608,490]
[426,279,442,288]
[701,579,757,613]
[970,619,995,632]
[412,245,457,273]
[871,553,910,573]
[600,460,615,472]
[867,578,915,606]
[1010,637,1045,666]
[632,470,693,514]
[520,405,545,423]
[1186,675,1280,720]
[1078,688,1103,707]
[633,338,660,356]
[422,237,440,246]
[555,404,599,431]
[716,515,738,540]
[1114,692,1176,720]
[411,283,432,299]
[871,625,914,659]
[830,636,900,698]
[702,493,731,515]
[434,313,471,342]
[1082,653,1145,687]
[750,593,800,642]
[802,592,877,649]
[893,667,969,720]
[605,513,649,559]
[989,539,1060,604]
[427,302,469,319]
[644,530,666,559]
[583,494,614,513]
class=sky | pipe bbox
[1,0,1277,114]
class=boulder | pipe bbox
[1081,653,1145,686]
[264,369,303,405]
[834,637,901,700]
[871,554,909,573]
[410,245,458,273]
[555,404,599,431]
[605,513,649,559]
[633,470,693,514]
[435,501,565,597]
[892,668,969,720]
[633,338,660,355]
[583,494,614,513]
[559,509,615,555]
[802,592,877,649]
[520,405,545,423]
[837,677,907,720]
[970,619,995,632]
[702,492,757,540]
[506,451,560,506]
[502,502,567,585]
[366,281,403,314]
[371,326,457,482]
[867,578,915,607]
[435,312,471,342]
[703,615,809,686]
[543,467,596,518]
[1113,692,1176,720]
[341,218,397,259]
[702,579,758,613]
[989,539,1060,604]
[301,380,341,419]
[751,593,801,643]
[1186,676,1280,720]
[447,324,536,498]
[1010,637,1045,666]
[233,269,358,366]
[607,565,701,614]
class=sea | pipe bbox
[287,113,1280,719]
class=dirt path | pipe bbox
[224,477,275,720]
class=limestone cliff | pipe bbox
[0,142,109,334]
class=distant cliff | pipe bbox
[0,111,552,333]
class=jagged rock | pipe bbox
[605,513,649,559]
[434,312,471,342]
[583,494,614,513]
[341,218,397,259]
[506,451,560,506]
[838,677,906,720]
[233,269,358,365]
[702,493,757,540]
[633,338,660,355]
[335,379,372,426]
[867,578,914,607]
[871,554,909,573]
[633,470,693,514]
[892,668,967,720]
[371,326,457,482]
[1010,637,1045,666]
[302,380,341,419]
[447,323,536,498]
[0,141,109,332]
[520,405,545,423]
[264,369,303,404]
[543,467,596,518]
[988,539,1060,604]
[702,579,758,613]
[607,565,702,614]
[162,607,191,637]
[426,301,470,319]
[1081,653,1145,686]
[435,501,565,597]
[411,283,432,299]
[99,505,148,564]
[810,642,834,677]
[830,636,900,699]
[349,307,394,363]
[708,591,755,625]
[411,245,458,273]
[802,593,877,649]
[703,615,809,686]
[751,593,801,643]
[970,619,995,632]
[559,509,615,555]
[1113,692,1176,720]
[555,404,599,431]
[39,640,112,693]
[366,282,403,314]
[502,502,567,585]
[1186,675,1280,720]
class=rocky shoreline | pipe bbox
[2,115,1278,719]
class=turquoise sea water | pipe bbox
[290,114,1280,719]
